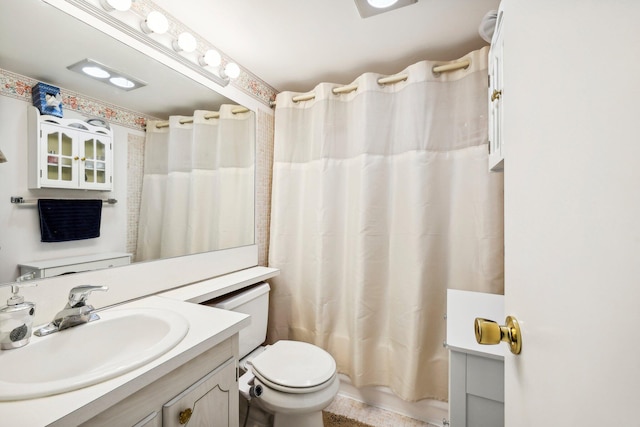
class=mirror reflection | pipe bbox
[137,108,255,261]
[0,0,255,283]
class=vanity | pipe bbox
[0,266,279,426]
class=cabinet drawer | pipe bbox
[163,357,236,427]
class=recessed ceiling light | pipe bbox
[354,0,417,18]
[82,66,110,79]
[368,0,399,8]
[67,59,147,91]
[109,76,135,89]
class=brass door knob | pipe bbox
[474,316,522,355]
[491,89,502,102]
[179,407,193,424]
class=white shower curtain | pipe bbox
[136,106,254,261]
[268,47,504,402]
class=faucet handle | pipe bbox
[68,285,108,308]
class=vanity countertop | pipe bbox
[159,265,280,303]
[0,295,250,426]
[446,289,505,359]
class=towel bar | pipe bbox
[10,197,117,206]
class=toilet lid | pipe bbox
[250,340,336,389]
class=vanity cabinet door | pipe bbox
[163,357,237,427]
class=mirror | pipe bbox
[0,0,255,283]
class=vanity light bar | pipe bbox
[73,0,241,86]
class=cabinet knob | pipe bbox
[178,407,193,424]
[491,89,502,102]
[73,156,79,161]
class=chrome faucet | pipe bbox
[15,271,36,282]
[34,285,108,337]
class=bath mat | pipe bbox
[323,411,375,427]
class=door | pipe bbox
[502,1,640,425]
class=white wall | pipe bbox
[0,96,139,283]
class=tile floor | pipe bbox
[325,395,440,427]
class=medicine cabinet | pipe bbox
[488,8,504,172]
[27,106,113,191]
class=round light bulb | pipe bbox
[141,11,169,34]
[173,32,197,53]
[367,0,399,8]
[82,66,110,79]
[109,76,135,89]
[100,0,132,11]
[223,62,241,80]
[199,49,222,67]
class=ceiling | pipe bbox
[0,0,232,119]
[151,0,500,93]
[0,0,499,117]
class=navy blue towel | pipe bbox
[38,199,102,242]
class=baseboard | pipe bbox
[336,374,448,427]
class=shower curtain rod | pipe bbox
[269,59,471,107]
[154,106,250,129]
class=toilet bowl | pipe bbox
[208,283,339,427]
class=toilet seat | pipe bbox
[249,340,336,394]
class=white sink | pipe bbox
[0,307,189,401]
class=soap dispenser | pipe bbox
[0,283,37,350]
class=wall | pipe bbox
[0,94,140,282]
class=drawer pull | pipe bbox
[179,407,193,424]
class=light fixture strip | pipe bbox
[53,0,231,87]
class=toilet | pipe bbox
[208,282,339,427]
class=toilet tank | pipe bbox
[206,282,270,359]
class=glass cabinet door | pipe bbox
[42,124,77,188]
[82,136,108,185]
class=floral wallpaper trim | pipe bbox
[1,67,156,131]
